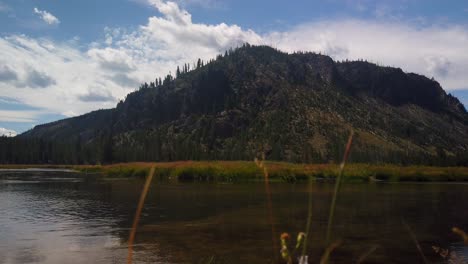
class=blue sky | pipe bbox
[1,0,468,136]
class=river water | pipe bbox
[0,171,467,263]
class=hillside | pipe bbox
[4,44,468,165]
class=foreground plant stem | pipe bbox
[325,130,354,245]
[402,219,429,264]
[255,156,278,258]
[302,177,313,258]
[127,167,156,264]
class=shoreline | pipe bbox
[1,161,468,183]
[0,168,78,173]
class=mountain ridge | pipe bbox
[7,44,468,165]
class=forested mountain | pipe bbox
[1,44,467,165]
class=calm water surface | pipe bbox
[0,171,467,263]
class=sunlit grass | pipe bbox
[2,161,468,182]
[82,162,468,183]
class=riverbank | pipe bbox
[1,161,468,182]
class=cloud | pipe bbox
[0,1,262,132]
[0,65,55,88]
[425,56,451,77]
[0,110,41,123]
[265,19,468,90]
[0,65,18,82]
[88,48,136,72]
[0,35,123,118]
[138,1,468,91]
[0,96,21,104]
[111,73,140,87]
[23,68,56,88]
[33,7,60,25]
[0,127,17,137]
[118,0,262,65]
[135,0,224,9]
[78,89,116,102]
[0,96,42,112]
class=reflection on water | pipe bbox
[0,172,467,263]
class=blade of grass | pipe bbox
[402,219,429,264]
[255,156,278,257]
[325,130,354,244]
[302,176,313,257]
[127,166,156,264]
[264,165,279,257]
[356,245,379,264]
[319,240,342,264]
[452,227,468,246]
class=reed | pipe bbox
[255,155,279,258]
[402,219,429,264]
[127,166,156,264]
[325,130,354,244]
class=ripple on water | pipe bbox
[1,177,468,263]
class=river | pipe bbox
[0,171,467,263]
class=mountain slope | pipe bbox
[17,45,468,165]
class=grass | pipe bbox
[1,161,468,182]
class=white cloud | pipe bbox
[107,1,468,91]
[425,56,451,77]
[1,1,468,132]
[33,7,60,25]
[0,1,262,127]
[88,48,136,72]
[0,35,124,119]
[108,0,262,68]
[134,0,224,9]
[0,110,44,123]
[265,20,468,90]
[0,127,17,137]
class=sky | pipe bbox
[0,0,468,136]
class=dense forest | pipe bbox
[1,134,466,165]
[1,44,467,165]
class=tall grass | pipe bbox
[402,219,429,264]
[255,156,279,257]
[2,161,468,182]
[325,131,354,244]
[33,161,466,183]
[127,167,156,264]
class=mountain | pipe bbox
[4,44,468,165]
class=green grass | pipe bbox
[2,161,467,183]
